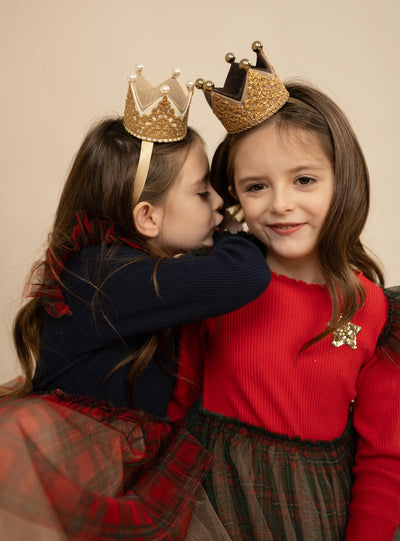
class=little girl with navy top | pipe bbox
[0,65,269,539]
[169,42,400,540]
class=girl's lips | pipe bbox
[214,215,224,230]
[268,223,304,236]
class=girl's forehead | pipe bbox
[174,141,209,187]
[240,122,319,148]
[235,123,325,159]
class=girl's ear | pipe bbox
[228,185,239,201]
[132,202,164,239]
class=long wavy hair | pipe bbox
[12,118,202,402]
[211,81,384,350]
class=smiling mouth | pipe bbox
[268,223,304,235]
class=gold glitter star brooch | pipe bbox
[332,321,362,349]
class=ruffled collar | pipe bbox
[28,213,146,318]
[270,270,327,289]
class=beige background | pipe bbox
[1,0,399,382]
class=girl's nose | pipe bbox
[210,186,223,211]
[270,187,293,213]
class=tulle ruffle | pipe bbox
[27,212,146,318]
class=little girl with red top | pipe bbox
[169,42,400,540]
[0,65,269,540]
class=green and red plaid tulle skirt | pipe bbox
[0,390,230,540]
[184,401,356,541]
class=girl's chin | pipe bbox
[202,237,215,249]
[186,240,214,253]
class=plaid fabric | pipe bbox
[0,391,215,540]
[185,402,356,541]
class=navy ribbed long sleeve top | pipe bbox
[32,232,270,415]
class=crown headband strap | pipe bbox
[132,140,154,207]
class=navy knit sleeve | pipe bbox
[63,232,270,339]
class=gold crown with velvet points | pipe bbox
[195,41,289,134]
[123,65,195,143]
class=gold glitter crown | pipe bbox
[123,65,195,143]
[196,41,289,134]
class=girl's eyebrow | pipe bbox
[192,173,210,188]
[287,163,328,174]
[236,175,267,186]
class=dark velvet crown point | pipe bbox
[201,40,289,134]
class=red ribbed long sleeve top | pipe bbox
[168,272,400,541]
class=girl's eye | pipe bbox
[295,176,316,186]
[248,183,266,192]
[198,191,210,199]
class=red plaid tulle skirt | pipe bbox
[0,389,231,540]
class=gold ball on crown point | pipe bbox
[203,80,215,92]
[252,41,263,52]
[195,78,205,89]
[225,52,235,63]
[239,59,251,71]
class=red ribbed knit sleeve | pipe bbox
[167,320,204,420]
[345,286,400,540]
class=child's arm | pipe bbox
[64,231,269,339]
[345,287,400,541]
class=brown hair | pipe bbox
[12,118,202,402]
[211,81,384,350]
